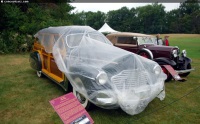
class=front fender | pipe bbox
[182,57,192,64]
[154,57,176,66]
[178,56,192,69]
[137,48,154,59]
[69,65,112,95]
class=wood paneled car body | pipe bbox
[29,26,167,114]
[29,30,92,108]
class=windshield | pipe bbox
[66,33,113,48]
[137,36,155,45]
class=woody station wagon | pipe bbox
[29,26,166,115]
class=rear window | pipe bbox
[117,37,137,45]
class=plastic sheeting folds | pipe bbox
[35,26,167,115]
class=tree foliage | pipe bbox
[0,0,199,53]
[135,3,166,34]
[0,3,74,53]
[73,11,105,30]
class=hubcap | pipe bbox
[37,71,42,77]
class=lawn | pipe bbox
[0,34,200,124]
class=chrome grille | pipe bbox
[111,70,149,91]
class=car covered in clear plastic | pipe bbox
[30,26,166,115]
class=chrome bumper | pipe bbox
[95,90,118,106]
[176,68,195,74]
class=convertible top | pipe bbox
[107,32,154,37]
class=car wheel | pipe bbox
[138,51,151,59]
[161,66,172,82]
[36,71,43,78]
[73,88,91,110]
[179,63,191,77]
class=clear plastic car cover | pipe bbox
[35,26,167,115]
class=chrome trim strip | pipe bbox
[176,68,195,74]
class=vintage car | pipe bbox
[106,32,194,82]
[29,26,166,115]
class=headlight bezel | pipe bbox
[96,71,108,85]
[172,49,178,58]
[153,65,161,75]
[182,49,187,57]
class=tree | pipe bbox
[107,7,132,32]
[135,3,166,34]
[0,3,74,53]
[166,9,181,33]
[73,11,106,30]
[179,0,200,17]
[86,11,106,30]
[167,0,200,33]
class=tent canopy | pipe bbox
[98,23,118,33]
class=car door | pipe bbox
[41,34,64,83]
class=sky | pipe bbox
[69,3,180,13]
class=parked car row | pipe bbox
[29,26,193,115]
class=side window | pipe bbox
[117,37,137,45]
[66,34,83,48]
[36,33,44,44]
[89,34,113,45]
[89,34,105,42]
[42,34,55,53]
[54,35,59,43]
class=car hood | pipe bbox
[144,44,176,51]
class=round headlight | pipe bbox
[182,50,187,57]
[172,49,178,58]
[96,72,108,85]
[153,65,161,75]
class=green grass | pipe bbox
[161,34,200,59]
[0,34,200,124]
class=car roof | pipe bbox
[107,32,154,37]
[35,26,96,36]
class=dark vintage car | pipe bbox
[30,26,166,115]
[106,32,194,81]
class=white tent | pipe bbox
[98,23,118,33]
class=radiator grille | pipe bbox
[111,70,149,91]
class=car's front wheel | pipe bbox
[179,63,191,77]
[73,88,91,110]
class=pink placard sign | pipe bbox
[49,92,94,124]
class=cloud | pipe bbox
[70,3,180,13]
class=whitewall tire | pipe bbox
[73,88,90,110]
